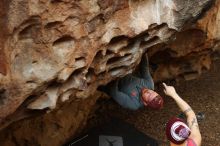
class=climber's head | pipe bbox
[141,88,163,109]
[166,117,191,145]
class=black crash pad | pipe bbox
[64,118,159,146]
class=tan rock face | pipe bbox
[0,0,218,145]
[151,0,220,82]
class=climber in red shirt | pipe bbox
[163,83,201,146]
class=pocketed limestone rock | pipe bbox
[0,0,219,146]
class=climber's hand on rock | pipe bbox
[162,82,177,98]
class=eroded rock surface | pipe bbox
[0,0,218,146]
[151,0,220,82]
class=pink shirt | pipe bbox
[187,138,197,146]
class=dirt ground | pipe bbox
[85,59,220,146]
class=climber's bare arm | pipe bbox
[163,83,202,146]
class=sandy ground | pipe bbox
[85,59,220,146]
